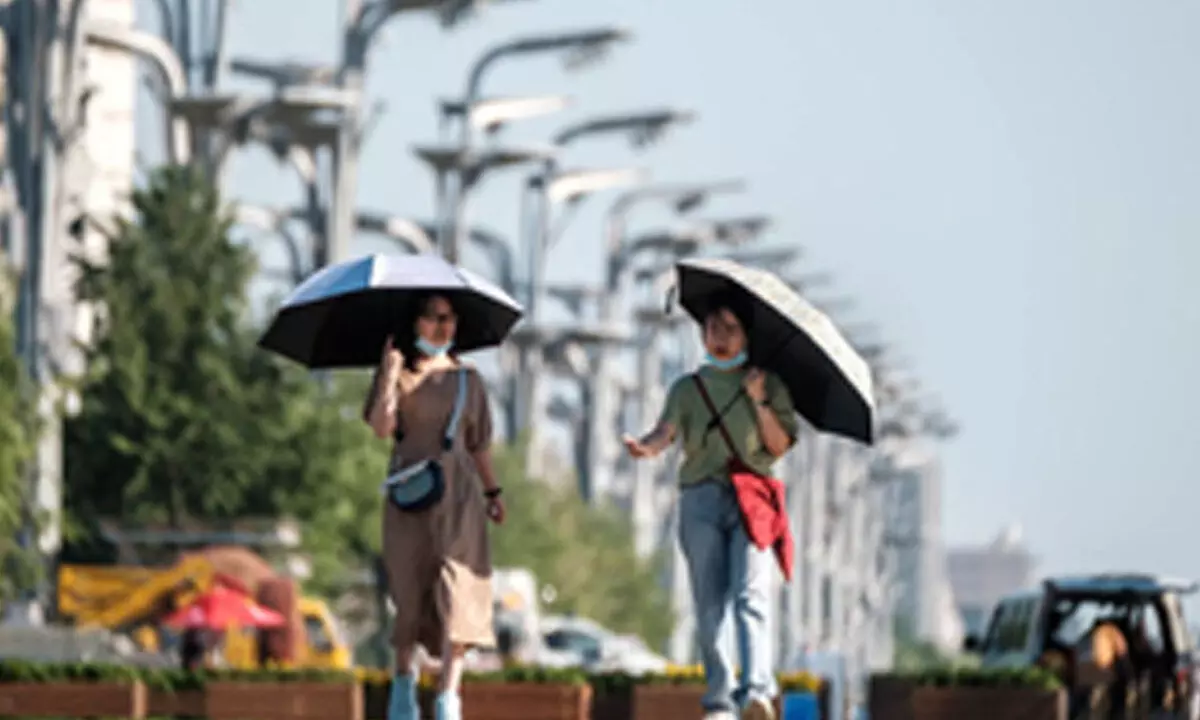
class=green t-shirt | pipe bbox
[658,366,800,486]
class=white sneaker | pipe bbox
[703,712,737,720]
[740,696,776,720]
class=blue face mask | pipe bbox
[705,351,747,371]
[416,337,454,357]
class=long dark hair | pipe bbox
[395,292,459,372]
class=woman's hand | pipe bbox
[622,433,653,458]
[380,334,403,379]
[743,368,767,403]
[486,495,506,524]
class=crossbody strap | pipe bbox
[442,368,468,451]
[691,375,743,463]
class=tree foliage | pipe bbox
[62,166,388,585]
[0,259,39,602]
[489,442,675,651]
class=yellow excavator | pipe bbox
[56,546,351,669]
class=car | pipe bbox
[966,573,1199,719]
[540,615,668,675]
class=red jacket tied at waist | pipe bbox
[730,470,794,581]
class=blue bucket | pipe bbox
[781,691,819,720]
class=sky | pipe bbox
[130,0,1200,579]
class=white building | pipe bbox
[946,525,1038,638]
[879,441,964,653]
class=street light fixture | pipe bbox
[551,109,696,149]
[717,245,800,268]
[440,94,574,137]
[461,28,632,128]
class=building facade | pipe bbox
[946,525,1038,638]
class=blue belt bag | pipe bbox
[382,369,467,513]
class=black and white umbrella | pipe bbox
[675,257,876,445]
[259,253,523,369]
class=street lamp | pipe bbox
[306,0,521,270]
[459,29,631,134]
[507,323,630,482]
[413,144,557,263]
[439,28,632,255]
[83,22,191,164]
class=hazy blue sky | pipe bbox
[133,0,1200,578]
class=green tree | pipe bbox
[489,442,675,650]
[63,166,387,585]
[0,258,39,602]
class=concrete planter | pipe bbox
[0,680,147,718]
[207,680,363,720]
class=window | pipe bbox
[984,599,1034,654]
[304,614,334,654]
[544,629,602,663]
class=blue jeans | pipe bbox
[679,480,776,713]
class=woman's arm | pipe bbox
[624,379,684,459]
[744,368,795,458]
[623,421,676,458]
[752,404,792,457]
[471,447,500,493]
[365,375,399,439]
[363,337,403,439]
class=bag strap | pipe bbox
[442,368,469,451]
[691,375,742,462]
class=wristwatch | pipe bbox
[484,487,503,500]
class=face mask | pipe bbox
[705,351,747,371]
[416,337,454,357]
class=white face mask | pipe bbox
[705,351,747,370]
[416,337,454,357]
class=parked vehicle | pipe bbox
[966,573,1199,719]
[540,614,668,675]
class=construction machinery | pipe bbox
[56,545,351,669]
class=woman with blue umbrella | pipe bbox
[260,254,523,720]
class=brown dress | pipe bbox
[381,363,495,657]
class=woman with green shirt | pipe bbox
[624,294,799,720]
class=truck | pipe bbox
[55,545,351,669]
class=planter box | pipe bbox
[207,680,363,720]
[147,687,207,717]
[461,683,592,720]
[0,680,147,718]
[362,682,389,719]
[869,676,916,720]
[626,684,790,720]
[911,686,1067,720]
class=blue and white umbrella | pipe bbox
[258,253,523,368]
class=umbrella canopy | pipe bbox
[675,257,876,444]
[164,585,286,630]
[258,253,524,368]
